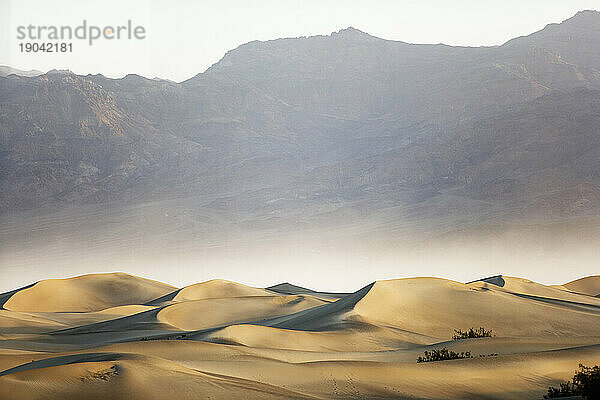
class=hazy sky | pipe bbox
[1,0,598,81]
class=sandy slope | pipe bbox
[0,272,599,399]
[0,353,318,400]
[475,275,600,305]
[1,341,598,400]
[173,279,276,301]
[350,277,600,339]
[3,273,176,312]
[199,323,421,351]
[157,295,328,331]
[564,275,600,296]
[0,310,66,335]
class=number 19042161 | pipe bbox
[19,42,72,52]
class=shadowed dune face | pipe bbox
[0,272,599,400]
[3,273,176,312]
[0,310,67,334]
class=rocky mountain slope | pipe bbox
[1,10,600,240]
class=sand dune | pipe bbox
[350,277,600,339]
[199,323,428,351]
[158,295,328,331]
[262,283,375,331]
[172,279,275,301]
[564,275,600,297]
[0,310,66,335]
[2,341,598,400]
[476,275,600,304]
[2,273,176,312]
[1,272,599,399]
[254,277,600,340]
[0,353,318,400]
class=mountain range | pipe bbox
[1,11,600,280]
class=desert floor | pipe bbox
[0,273,599,399]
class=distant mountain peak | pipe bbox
[332,26,376,39]
[502,9,600,49]
[46,68,74,75]
[561,9,600,25]
[572,9,600,17]
[0,65,44,78]
[336,26,365,35]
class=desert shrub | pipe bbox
[452,327,493,340]
[544,381,580,398]
[417,348,472,363]
[544,364,600,399]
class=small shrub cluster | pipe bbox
[139,333,187,341]
[544,364,600,399]
[452,327,493,340]
[417,348,473,363]
[544,381,579,399]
